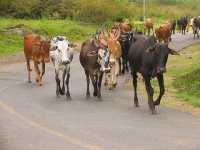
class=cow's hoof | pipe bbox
[134,103,139,107]
[113,83,117,88]
[36,78,39,83]
[151,109,157,115]
[93,92,97,97]
[97,95,102,100]
[86,93,90,99]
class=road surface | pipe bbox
[0,32,200,150]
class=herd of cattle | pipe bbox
[23,16,199,114]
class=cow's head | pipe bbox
[95,32,111,73]
[50,36,73,65]
[146,43,179,75]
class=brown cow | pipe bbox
[80,32,111,99]
[24,34,50,86]
[144,18,154,36]
[104,29,122,90]
[119,20,133,32]
[155,22,172,43]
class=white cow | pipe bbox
[50,36,74,99]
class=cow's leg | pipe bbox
[34,61,41,86]
[154,74,165,106]
[104,73,108,86]
[61,69,66,95]
[144,76,156,114]
[113,60,119,88]
[90,74,97,97]
[132,72,139,107]
[125,59,129,73]
[39,61,45,86]
[65,70,71,100]
[85,70,90,98]
[148,28,150,36]
[26,59,32,83]
[122,56,126,74]
[55,71,61,98]
[97,72,103,99]
[118,58,121,75]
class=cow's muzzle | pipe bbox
[62,60,70,65]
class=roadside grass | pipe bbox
[0,18,97,58]
[126,44,200,115]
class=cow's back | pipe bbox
[129,36,156,72]
[80,39,99,70]
[24,34,39,59]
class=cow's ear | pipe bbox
[146,45,156,53]
[169,49,180,55]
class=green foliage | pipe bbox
[0,0,199,23]
[167,44,200,107]
[0,32,23,57]
[0,18,96,57]
[173,69,200,107]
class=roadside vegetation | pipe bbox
[0,19,96,57]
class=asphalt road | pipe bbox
[0,32,200,150]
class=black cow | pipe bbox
[119,31,144,74]
[177,17,188,35]
[119,32,132,74]
[171,20,176,34]
[128,36,179,114]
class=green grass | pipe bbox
[167,44,200,107]
[0,18,97,57]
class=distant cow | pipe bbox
[177,17,188,35]
[24,34,50,86]
[50,36,74,99]
[104,29,122,90]
[144,18,154,36]
[80,33,111,99]
[128,36,179,114]
[112,21,133,74]
[191,17,200,39]
[170,20,176,34]
[155,22,172,43]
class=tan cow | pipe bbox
[144,18,154,36]
[24,34,50,86]
[105,29,122,90]
[155,22,172,43]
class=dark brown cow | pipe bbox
[144,18,154,36]
[80,33,111,99]
[24,34,50,86]
[155,22,172,43]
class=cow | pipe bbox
[112,21,133,74]
[24,34,50,86]
[50,36,74,99]
[144,18,154,36]
[104,29,122,90]
[177,16,188,35]
[128,36,179,114]
[80,33,111,99]
[155,22,172,43]
[170,20,176,34]
[191,17,200,39]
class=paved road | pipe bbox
[0,32,200,150]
